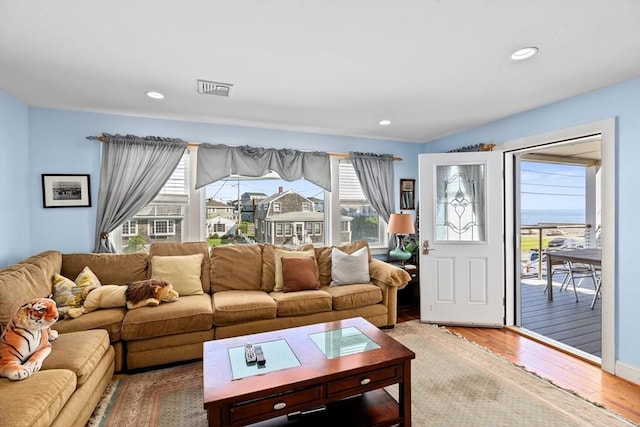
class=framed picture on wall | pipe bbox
[42,174,91,208]
[400,178,415,210]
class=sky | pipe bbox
[205,178,324,203]
[520,161,585,210]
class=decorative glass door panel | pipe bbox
[435,164,486,242]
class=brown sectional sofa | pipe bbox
[0,240,410,427]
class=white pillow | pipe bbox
[331,246,370,286]
[151,253,204,296]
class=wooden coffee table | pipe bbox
[203,317,415,427]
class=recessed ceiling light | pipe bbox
[511,47,538,61]
[379,120,391,126]
[146,91,164,99]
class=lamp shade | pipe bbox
[387,213,415,235]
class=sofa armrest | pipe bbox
[369,259,412,327]
[369,258,412,288]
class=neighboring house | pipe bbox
[122,194,186,247]
[206,198,235,220]
[206,216,236,238]
[309,196,324,213]
[254,189,348,245]
[240,192,267,222]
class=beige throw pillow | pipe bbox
[273,249,318,292]
[151,253,204,296]
[331,246,370,286]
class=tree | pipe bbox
[125,235,147,253]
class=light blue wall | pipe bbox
[0,92,30,265]
[24,108,421,254]
[421,77,640,372]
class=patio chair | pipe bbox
[559,262,599,303]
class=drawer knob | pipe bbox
[273,402,287,410]
[360,378,371,385]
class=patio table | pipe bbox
[546,248,602,306]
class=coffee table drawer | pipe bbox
[230,386,323,425]
[327,365,402,397]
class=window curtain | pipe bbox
[94,134,188,253]
[349,152,394,223]
[195,144,331,191]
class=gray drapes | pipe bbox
[195,144,331,191]
[349,152,394,223]
[93,134,188,253]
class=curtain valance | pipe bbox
[196,143,331,191]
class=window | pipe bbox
[214,223,225,233]
[336,160,386,246]
[122,220,138,236]
[125,148,387,251]
[151,219,176,236]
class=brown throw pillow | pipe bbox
[281,257,320,292]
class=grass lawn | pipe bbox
[521,235,552,252]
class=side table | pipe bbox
[387,262,419,307]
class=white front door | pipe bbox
[419,152,504,326]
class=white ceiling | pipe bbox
[1,1,639,143]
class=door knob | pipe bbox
[422,240,434,255]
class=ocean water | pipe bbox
[521,209,585,225]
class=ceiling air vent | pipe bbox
[197,79,234,97]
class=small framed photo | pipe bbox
[400,178,415,210]
[42,174,91,208]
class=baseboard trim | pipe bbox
[615,360,640,385]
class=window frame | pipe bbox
[151,219,176,236]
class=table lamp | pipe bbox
[387,213,416,262]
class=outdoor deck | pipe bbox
[521,275,601,357]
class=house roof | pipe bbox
[259,189,313,205]
[1,1,639,143]
[206,199,232,208]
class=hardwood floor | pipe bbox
[396,303,640,424]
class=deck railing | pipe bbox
[521,224,592,280]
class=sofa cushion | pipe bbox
[212,290,277,326]
[0,251,61,326]
[0,369,76,427]
[150,253,204,296]
[302,241,370,287]
[322,284,383,310]
[273,248,318,292]
[121,294,213,340]
[61,252,148,286]
[42,329,111,386]
[281,257,320,292]
[149,242,211,293]
[270,290,332,317]
[52,307,125,342]
[211,244,263,292]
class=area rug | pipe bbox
[88,321,634,426]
